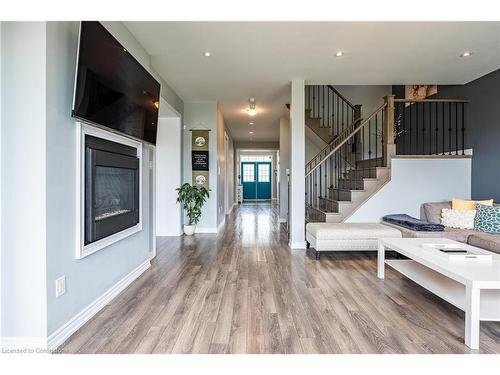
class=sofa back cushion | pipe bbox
[474,204,500,234]
[422,201,451,224]
[452,198,493,210]
[441,208,476,229]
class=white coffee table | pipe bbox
[377,237,500,350]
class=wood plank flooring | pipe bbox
[60,203,500,354]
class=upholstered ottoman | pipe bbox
[306,223,402,260]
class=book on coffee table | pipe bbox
[421,243,492,262]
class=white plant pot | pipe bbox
[184,224,195,236]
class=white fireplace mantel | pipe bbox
[75,122,143,259]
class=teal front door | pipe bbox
[242,162,272,200]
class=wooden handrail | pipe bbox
[394,98,469,103]
[327,85,356,109]
[305,103,387,177]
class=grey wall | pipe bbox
[1,21,185,341]
[45,22,154,336]
[393,69,500,201]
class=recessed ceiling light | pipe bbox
[249,122,254,125]
[249,131,254,134]
[460,51,472,57]
[203,51,211,57]
[335,51,344,57]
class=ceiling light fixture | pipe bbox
[335,51,344,57]
[203,51,211,57]
[246,97,257,116]
[249,122,254,125]
[460,51,472,57]
[249,131,254,134]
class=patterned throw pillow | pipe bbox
[474,204,500,234]
[441,208,476,229]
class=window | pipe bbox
[258,164,270,182]
[240,155,272,162]
[243,164,255,182]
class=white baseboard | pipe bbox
[289,240,307,249]
[217,218,226,233]
[194,227,217,234]
[229,202,237,213]
[46,259,151,351]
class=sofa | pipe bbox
[382,201,500,254]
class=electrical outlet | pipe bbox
[55,276,66,298]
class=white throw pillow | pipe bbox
[441,208,476,229]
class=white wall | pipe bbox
[279,115,291,221]
[289,80,306,248]
[156,115,182,236]
[347,158,472,222]
[217,108,235,227]
[183,102,218,232]
[1,22,48,341]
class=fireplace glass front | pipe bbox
[85,135,139,245]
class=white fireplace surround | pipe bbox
[75,122,143,259]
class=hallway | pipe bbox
[60,203,500,354]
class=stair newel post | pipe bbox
[383,95,396,167]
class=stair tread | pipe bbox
[318,197,353,204]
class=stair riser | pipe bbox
[344,169,377,179]
[356,158,383,169]
[328,189,352,201]
[337,180,365,190]
[317,197,339,213]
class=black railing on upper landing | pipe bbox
[305,85,360,137]
[394,99,469,156]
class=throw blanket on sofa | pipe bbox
[383,214,445,232]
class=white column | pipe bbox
[289,80,306,249]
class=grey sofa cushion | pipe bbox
[443,227,477,243]
[422,201,451,224]
[467,232,500,254]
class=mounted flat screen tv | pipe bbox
[72,21,160,144]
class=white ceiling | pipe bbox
[125,22,500,142]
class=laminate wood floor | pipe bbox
[60,203,500,354]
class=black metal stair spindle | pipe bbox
[448,102,452,155]
[435,102,438,155]
[442,102,445,154]
[413,102,418,155]
[461,103,465,155]
[455,103,458,155]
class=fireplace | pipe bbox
[84,135,140,245]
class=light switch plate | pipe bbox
[55,276,66,298]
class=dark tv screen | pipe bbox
[72,21,160,144]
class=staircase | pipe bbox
[304,86,469,223]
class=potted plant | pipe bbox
[176,183,210,235]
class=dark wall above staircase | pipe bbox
[393,68,500,202]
